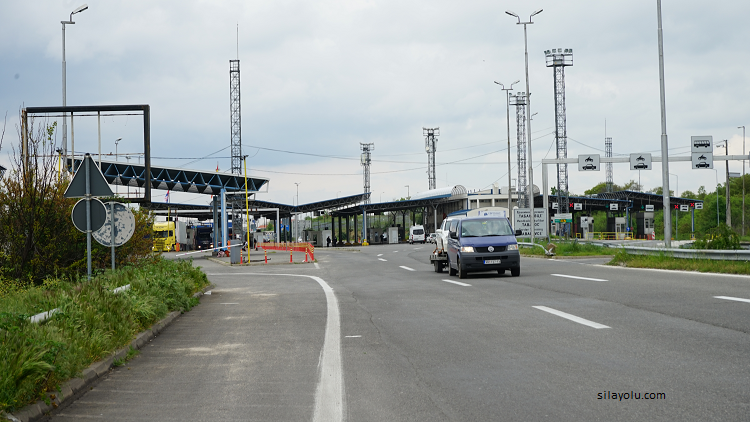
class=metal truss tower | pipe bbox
[510,93,528,208]
[360,143,374,204]
[423,127,439,190]
[545,48,573,214]
[230,60,242,175]
[605,136,613,193]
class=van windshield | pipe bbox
[460,219,514,237]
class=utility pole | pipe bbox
[739,125,746,236]
[718,140,731,227]
[495,80,519,211]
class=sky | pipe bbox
[1,0,749,208]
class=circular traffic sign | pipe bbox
[71,198,107,233]
[93,202,136,247]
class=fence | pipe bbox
[260,242,315,262]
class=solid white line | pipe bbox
[715,296,750,304]
[399,266,415,271]
[442,279,472,287]
[533,306,610,329]
[314,263,321,269]
[345,335,362,338]
[378,258,387,262]
[551,273,608,282]
[220,303,239,305]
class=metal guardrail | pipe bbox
[29,284,132,324]
[518,242,555,256]
[614,245,750,261]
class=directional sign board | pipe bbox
[573,203,582,210]
[64,154,113,198]
[630,153,652,170]
[93,202,136,247]
[680,204,689,212]
[691,136,713,169]
[609,203,619,211]
[578,154,600,171]
[695,203,703,210]
[554,213,573,223]
[645,204,655,212]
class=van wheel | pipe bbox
[511,266,520,277]
[448,258,457,276]
[457,258,467,279]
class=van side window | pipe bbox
[449,220,459,233]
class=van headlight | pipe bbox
[460,246,475,253]
[507,244,519,250]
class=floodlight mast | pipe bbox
[61,4,89,172]
[495,80,520,211]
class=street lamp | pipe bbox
[739,125,746,236]
[114,137,121,195]
[507,8,542,245]
[714,168,720,226]
[669,173,678,240]
[495,80,520,211]
[61,4,89,171]
[656,0,673,247]
[405,185,410,198]
[717,140,731,227]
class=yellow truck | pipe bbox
[152,220,187,252]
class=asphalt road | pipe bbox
[51,245,750,421]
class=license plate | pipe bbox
[484,259,502,264]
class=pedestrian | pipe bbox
[326,236,331,247]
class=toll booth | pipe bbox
[606,216,627,239]
[635,212,655,240]
[303,229,332,246]
[367,228,383,244]
[579,216,594,240]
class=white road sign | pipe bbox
[691,152,713,169]
[578,154,600,171]
[630,153,652,170]
[609,203,619,211]
[513,208,548,238]
[691,136,713,152]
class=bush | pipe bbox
[0,257,209,413]
[692,224,741,250]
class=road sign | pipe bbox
[695,202,703,210]
[691,152,713,169]
[72,198,107,232]
[680,204,689,212]
[609,203,619,211]
[691,136,713,152]
[93,202,136,247]
[573,203,582,210]
[578,154,600,171]
[630,153,652,170]
[554,213,573,223]
[551,202,559,209]
[64,154,113,198]
[512,208,548,238]
[645,204,655,212]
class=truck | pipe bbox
[192,224,214,250]
[152,220,188,252]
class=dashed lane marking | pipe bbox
[533,306,610,329]
[378,258,387,262]
[345,335,362,338]
[442,279,471,287]
[715,296,750,304]
[399,266,415,271]
[377,254,383,257]
[551,273,608,282]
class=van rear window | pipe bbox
[413,229,424,235]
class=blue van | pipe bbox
[446,216,521,279]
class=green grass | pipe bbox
[606,249,750,274]
[520,240,615,257]
[0,257,209,413]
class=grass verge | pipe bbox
[606,249,750,275]
[0,257,209,414]
[520,240,615,257]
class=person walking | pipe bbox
[326,236,331,247]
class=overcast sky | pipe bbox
[2,0,749,207]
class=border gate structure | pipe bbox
[423,128,439,190]
[510,93,528,208]
[545,48,573,215]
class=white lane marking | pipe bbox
[345,335,362,338]
[393,251,398,253]
[442,279,471,287]
[204,291,212,295]
[220,303,239,305]
[715,296,750,304]
[378,258,387,262]
[551,273,608,282]
[205,272,343,421]
[533,306,610,329]
[377,254,383,257]
[399,266,415,271]
[314,263,321,270]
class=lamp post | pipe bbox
[495,80,520,211]
[114,137,121,195]
[506,8,542,245]
[739,125,746,236]
[243,155,250,253]
[405,185,409,198]
[714,169,720,226]
[61,4,89,171]
[656,0,672,247]
[718,140,731,227]
[669,173,678,240]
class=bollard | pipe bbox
[290,248,293,263]
[304,249,308,263]
[264,249,268,264]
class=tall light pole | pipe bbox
[718,140,731,227]
[243,155,250,251]
[405,185,409,198]
[495,80,520,211]
[506,8,542,244]
[61,4,89,171]
[656,0,672,247]
[739,125,746,236]
[714,169,720,227]
[114,137,121,195]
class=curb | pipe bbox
[4,284,214,422]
